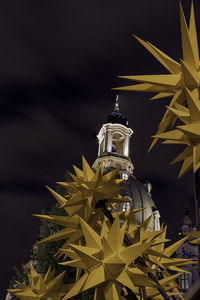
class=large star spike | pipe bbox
[114,1,200,158]
[179,2,197,69]
[189,2,199,66]
[153,97,200,176]
[133,35,180,74]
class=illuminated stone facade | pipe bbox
[93,122,134,176]
[175,207,199,298]
[93,98,160,230]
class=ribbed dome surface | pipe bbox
[116,175,158,230]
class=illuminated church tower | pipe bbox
[93,96,160,230]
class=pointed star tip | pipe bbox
[177,173,182,179]
[112,87,126,91]
[81,154,86,160]
[33,241,39,246]
[151,135,157,139]
[133,34,139,39]
[32,213,40,217]
[45,185,52,190]
[34,240,43,245]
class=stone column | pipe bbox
[107,129,112,152]
[124,134,130,157]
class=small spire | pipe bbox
[114,95,120,112]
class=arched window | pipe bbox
[122,202,131,212]
[122,197,132,212]
[112,132,125,154]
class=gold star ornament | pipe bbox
[59,215,193,300]
[115,2,200,152]
[152,87,200,177]
[7,263,71,300]
[58,155,127,212]
[34,156,127,247]
[60,215,158,300]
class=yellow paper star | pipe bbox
[152,87,200,177]
[115,2,200,151]
[123,211,195,299]
[58,214,194,300]
[57,156,127,214]
[7,263,71,300]
[34,156,127,248]
[60,215,158,300]
[124,212,195,275]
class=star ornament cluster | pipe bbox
[26,158,196,300]
[58,155,128,213]
[7,263,70,300]
[34,156,128,248]
[115,2,200,177]
[8,212,195,300]
[59,215,194,300]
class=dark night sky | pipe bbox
[1,0,199,298]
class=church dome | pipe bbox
[106,111,128,127]
[93,95,160,231]
[116,174,160,231]
[106,95,129,127]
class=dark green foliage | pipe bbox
[33,205,76,284]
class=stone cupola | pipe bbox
[92,95,160,231]
[93,95,134,178]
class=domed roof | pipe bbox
[106,95,129,127]
[106,111,128,127]
[116,174,158,230]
